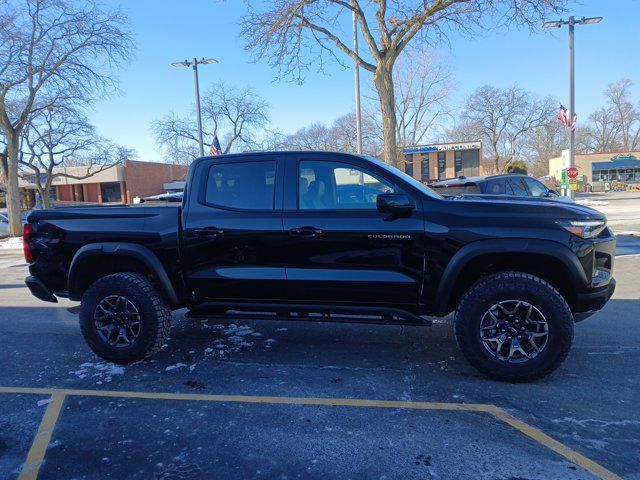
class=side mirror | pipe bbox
[377,193,415,216]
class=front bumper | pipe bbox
[25,276,58,303]
[574,277,615,322]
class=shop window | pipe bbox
[438,152,446,179]
[454,151,462,176]
[420,154,430,181]
[100,182,122,203]
[404,155,413,177]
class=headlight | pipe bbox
[556,219,607,239]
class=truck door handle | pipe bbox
[192,227,224,237]
[289,226,323,237]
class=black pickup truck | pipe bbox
[24,152,616,381]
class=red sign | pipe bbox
[567,167,579,179]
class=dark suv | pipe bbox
[430,174,568,201]
[23,152,615,381]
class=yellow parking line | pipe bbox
[1,386,622,480]
[18,393,65,480]
[488,406,623,480]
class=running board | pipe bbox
[185,302,432,327]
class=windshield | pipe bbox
[361,155,443,199]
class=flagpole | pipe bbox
[568,16,575,199]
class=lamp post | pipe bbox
[353,11,363,154]
[171,57,218,157]
[543,16,602,198]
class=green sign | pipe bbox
[561,169,568,188]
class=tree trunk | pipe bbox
[374,64,399,167]
[5,136,22,237]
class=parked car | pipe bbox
[0,213,9,238]
[430,174,572,202]
[23,151,615,382]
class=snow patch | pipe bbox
[575,199,609,206]
[37,399,53,407]
[0,237,23,249]
[165,363,188,372]
[69,362,124,383]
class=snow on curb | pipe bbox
[575,200,609,206]
[0,237,23,249]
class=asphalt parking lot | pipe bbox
[0,241,638,479]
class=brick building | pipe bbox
[19,160,188,207]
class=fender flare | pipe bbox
[68,242,180,306]
[433,238,588,316]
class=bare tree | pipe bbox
[239,0,567,167]
[584,106,622,153]
[0,0,132,235]
[19,103,130,208]
[456,85,555,173]
[393,46,453,149]
[522,118,567,176]
[278,112,381,155]
[153,83,270,164]
[604,79,640,151]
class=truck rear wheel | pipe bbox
[454,272,573,382]
[79,272,172,364]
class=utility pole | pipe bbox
[353,11,363,154]
[544,16,602,198]
[171,57,218,157]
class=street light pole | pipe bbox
[171,57,218,157]
[192,58,205,157]
[543,16,601,199]
[569,16,575,199]
[353,11,363,155]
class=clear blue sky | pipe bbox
[91,0,640,162]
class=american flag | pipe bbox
[209,134,222,155]
[557,104,569,126]
[557,104,578,131]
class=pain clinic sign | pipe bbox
[403,141,482,155]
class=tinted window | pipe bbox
[205,161,276,210]
[299,161,394,210]
[509,178,529,196]
[430,184,481,195]
[484,178,511,195]
[524,178,548,197]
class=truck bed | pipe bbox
[26,205,182,295]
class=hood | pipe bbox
[445,194,606,222]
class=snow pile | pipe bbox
[69,362,125,383]
[0,237,23,249]
[575,199,609,206]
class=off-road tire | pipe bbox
[79,272,172,364]
[454,271,573,382]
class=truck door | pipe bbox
[181,155,287,302]
[280,154,426,309]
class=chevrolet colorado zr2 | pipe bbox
[23,151,616,381]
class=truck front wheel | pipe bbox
[454,272,574,382]
[79,272,172,364]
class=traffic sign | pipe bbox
[569,178,579,191]
[567,167,579,179]
[561,169,568,188]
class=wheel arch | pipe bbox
[434,239,588,316]
[68,243,180,306]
